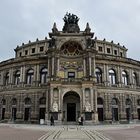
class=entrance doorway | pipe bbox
[98,108,104,121]
[126,108,131,121]
[2,108,5,120]
[138,109,140,120]
[12,108,17,120]
[67,103,76,121]
[24,108,30,121]
[39,108,45,120]
[112,108,118,121]
[63,91,80,122]
[97,97,104,122]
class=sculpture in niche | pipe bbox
[52,101,58,112]
[85,101,91,112]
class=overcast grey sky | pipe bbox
[0,0,140,61]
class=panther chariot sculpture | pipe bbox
[62,12,80,33]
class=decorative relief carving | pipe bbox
[60,61,83,70]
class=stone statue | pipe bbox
[52,22,59,34]
[84,23,91,33]
[52,101,58,112]
[63,12,79,25]
[85,101,91,112]
[62,12,80,33]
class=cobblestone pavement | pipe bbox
[1,123,140,140]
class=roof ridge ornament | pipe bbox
[84,22,91,34]
[52,22,59,34]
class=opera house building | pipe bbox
[0,13,140,124]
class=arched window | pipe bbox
[2,99,6,105]
[126,98,132,106]
[61,41,83,56]
[5,72,9,85]
[122,71,128,85]
[40,68,48,84]
[39,97,46,105]
[24,97,31,105]
[12,98,17,105]
[112,98,119,121]
[112,98,118,105]
[133,72,138,86]
[97,97,103,105]
[137,99,140,106]
[97,97,104,121]
[95,68,102,83]
[26,69,34,84]
[109,69,116,85]
[15,71,20,85]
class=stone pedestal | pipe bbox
[92,112,98,123]
[5,112,10,119]
[120,112,126,120]
[45,113,49,124]
[16,112,23,119]
[31,111,38,120]
[105,111,112,123]
[133,112,138,119]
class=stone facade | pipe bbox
[0,13,140,124]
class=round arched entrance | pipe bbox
[63,91,80,122]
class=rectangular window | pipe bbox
[107,48,110,53]
[40,46,44,52]
[114,50,117,55]
[19,52,22,57]
[32,48,35,53]
[68,72,75,78]
[25,50,28,55]
[98,46,103,52]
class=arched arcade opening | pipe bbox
[63,91,80,122]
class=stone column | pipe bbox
[52,57,54,76]
[138,71,140,86]
[120,94,126,120]
[117,66,121,87]
[82,88,85,112]
[57,57,60,77]
[83,57,86,77]
[129,69,132,87]
[1,71,4,85]
[120,67,123,87]
[93,88,98,123]
[45,90,49,123]
[47,57,50,76]
[103,64,106,85]
[21,66,26,84]
[9,68,13,85]
[36,65,40,85]
[92,57,96,77]
[90,88,93,111]
[106,65,109,86]
[89,57,92,76]
[104,93,111,121]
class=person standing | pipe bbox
[81,116,83,125]
[50,115,54,126]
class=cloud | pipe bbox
[0,0,139,61]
